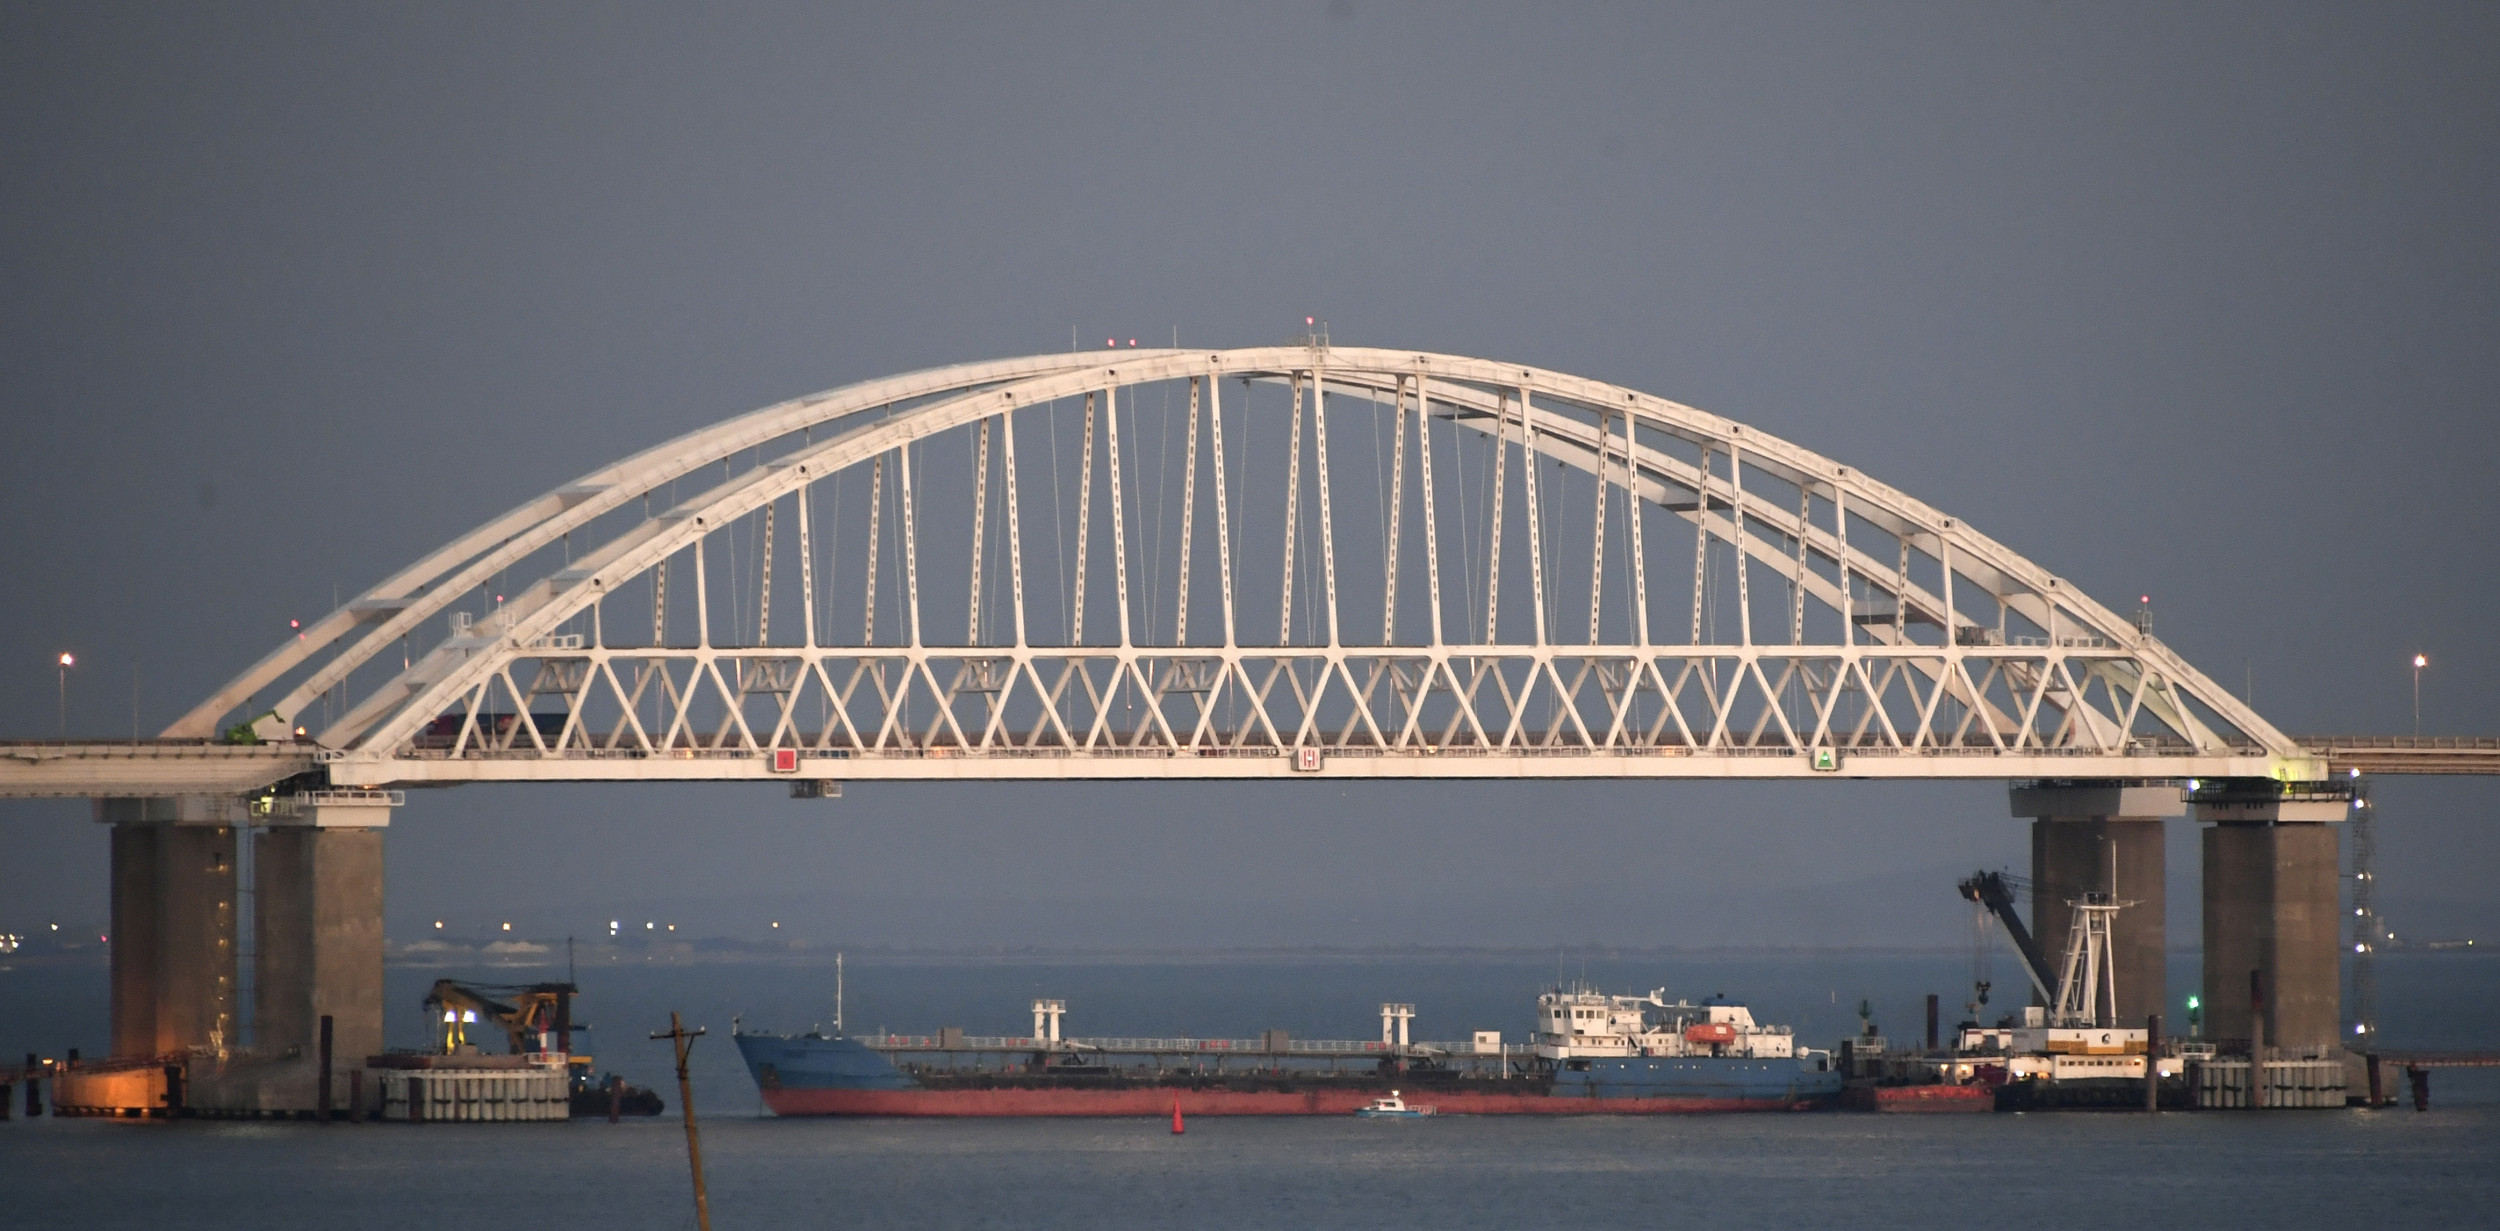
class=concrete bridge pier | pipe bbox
[92,792,391,1116]
[202,793,393,1115]
[254,798,389,1096]
[2010,783,2180,1025]
[2197,786,2347,1055]
[98,797,241,1059]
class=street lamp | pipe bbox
[56,652,74,735]
[2410,650,2430,735]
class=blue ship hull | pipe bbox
[736,1031,1840,1116]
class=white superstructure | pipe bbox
[1533,986,1805,1061]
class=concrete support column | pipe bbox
[2009,783,2180,1027]
[98,798,241,1059]
[108,823,164,1057]
[254,794,392,1104]
[2200,807,2343,1055]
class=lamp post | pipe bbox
[2413,653,2428,736]
[56,652,74,736]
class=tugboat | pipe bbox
[1354,1090,1436,1118]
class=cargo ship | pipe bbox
[734,983,1839,1116]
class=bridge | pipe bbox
[6,343,2487,1116]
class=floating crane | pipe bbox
[423,978,664,1117]
[425,979,579,1057]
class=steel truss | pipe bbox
[169,346,2316,786]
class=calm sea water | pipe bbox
[4,951,2494,1229]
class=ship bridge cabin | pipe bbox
[1533,988,1801,1061]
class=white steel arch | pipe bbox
[174,345,2321,787]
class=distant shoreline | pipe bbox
[8,940,2486,973]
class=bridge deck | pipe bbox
[4,734,2490,796]
[2297,736,2500,775]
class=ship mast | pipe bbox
[2050,846,2137,1028]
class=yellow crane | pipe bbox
[424,979,583,1062]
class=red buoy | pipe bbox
[1171,1098,1185,1134]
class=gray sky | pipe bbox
[3,1,2495,949]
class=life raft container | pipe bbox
[1684,1022,1738,1045]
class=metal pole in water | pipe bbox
[652,1013,712,1231]
[318,1015,334,1121]
[2144,1013,2161,1112]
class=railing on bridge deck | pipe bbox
[2298,735,2500,775]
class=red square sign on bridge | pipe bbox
[770,748,799,773]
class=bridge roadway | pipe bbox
[8,345,2492,1117]
[7,734,2494,798]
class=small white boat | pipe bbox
[1354,1090,1436,1118]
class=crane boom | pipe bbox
[1958,871,2057,1006]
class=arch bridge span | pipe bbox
[176,345,2319,788]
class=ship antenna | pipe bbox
[835,951,845,1035]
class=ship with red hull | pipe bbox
[736,985,1839,1117]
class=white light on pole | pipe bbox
[2413,653,2429,736]
[56,652,74,735]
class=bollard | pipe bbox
[23,1055,40,1118]
[2367,1055,2384,1108]
[2408,1066,2429,1112]
[317,1015,334,1122]
[2144,1013,2161,1112]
